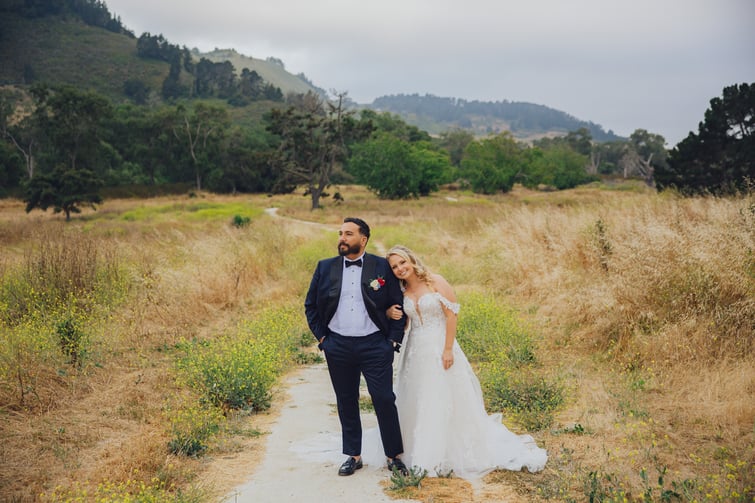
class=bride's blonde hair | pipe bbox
[386,245,432,287]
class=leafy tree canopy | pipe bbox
[25,163,103,220]
[460,132,523,194]
[657,83,754,195]
[348,134,452,199]
[521,145,596,190]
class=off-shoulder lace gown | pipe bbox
[395,292,547,478]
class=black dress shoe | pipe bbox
[387,457,409,476]
[338,456,363,476]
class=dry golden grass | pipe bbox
[0,184,753,502]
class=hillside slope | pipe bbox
[370,93,623,141]
[198,48,321,97]
[0,14,167,99]
[0,14,321,103]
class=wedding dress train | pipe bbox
[391,292,547,479]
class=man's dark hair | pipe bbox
[344,217,370,240]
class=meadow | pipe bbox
[0,182,752,502]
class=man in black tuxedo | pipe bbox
[305,217,408,476]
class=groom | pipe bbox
[304,217,408,476]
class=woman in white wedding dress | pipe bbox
[384,245,547,479]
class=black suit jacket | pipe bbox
[304,253,406,345]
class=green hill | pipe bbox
[370,94,623,142]
[0,13,167,99]
[0,12,321,104]
[198,48,322,98]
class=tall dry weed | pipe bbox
[1,189,753,502]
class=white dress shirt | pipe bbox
[328,254,379,337]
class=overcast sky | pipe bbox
[104,0,754,145]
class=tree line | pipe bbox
[134,33,284,105]
[1,0,132,36]
[371,94,621,142]
[1,82,752,219]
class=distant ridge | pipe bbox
[370,93,622,141]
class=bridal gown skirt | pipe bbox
[295,292,547,480]
[388,332,547,479]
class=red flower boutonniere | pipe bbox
[369,276,386,291]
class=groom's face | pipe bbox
[338,222,366,258]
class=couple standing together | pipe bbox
[304,217,547,479]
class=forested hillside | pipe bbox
[371,93,622,141]
[0,1,320,104]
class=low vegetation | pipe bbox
[0,182,753,502]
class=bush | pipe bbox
[56,314,88,367]
[166,402,225,457]
[176,305,305,411]
[231,214,251,227]
[480,362,564,431]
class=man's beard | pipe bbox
[338,242,361,256]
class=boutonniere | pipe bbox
[369,276,386,291]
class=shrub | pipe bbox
[177,335,279,411]
[166,402,225,457]
[56,315,88,367]
[481,364,564,431]
[176,305,305,412]
[231,214,251,227]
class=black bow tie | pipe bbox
[345,259,362,268]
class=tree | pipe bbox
[21,85,110,215]
[564,127,593,156]
[207,127,281,194]
[521,145,595,190]
[358,109,432,143]
[25,163,103,220]
[123,79,150,105]
[31,84,112,175]
[438,128,474,168]
[171,102,230,191]
[617,129,668,187]
[656,83,754,194]
[591,140,628,175]
[1,90,38,180]
[267,92,372,209]
[348,133,451,199]
[348,133,412,198]
[0,140,24,193]
[460,132,523,194]
[410,142,454,195]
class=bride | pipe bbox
[384,245,547,478]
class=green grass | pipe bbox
[120,201,264,223]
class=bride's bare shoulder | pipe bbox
[430,274,456,301]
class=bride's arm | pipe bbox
[433,275,458,370]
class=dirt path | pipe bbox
[220,209,523,502]
[224,364,416,503]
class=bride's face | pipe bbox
[388,254,413,281]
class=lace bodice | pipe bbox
[403,292,460,335]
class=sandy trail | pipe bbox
[225,364,416,502]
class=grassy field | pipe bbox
[0,183,753,502]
